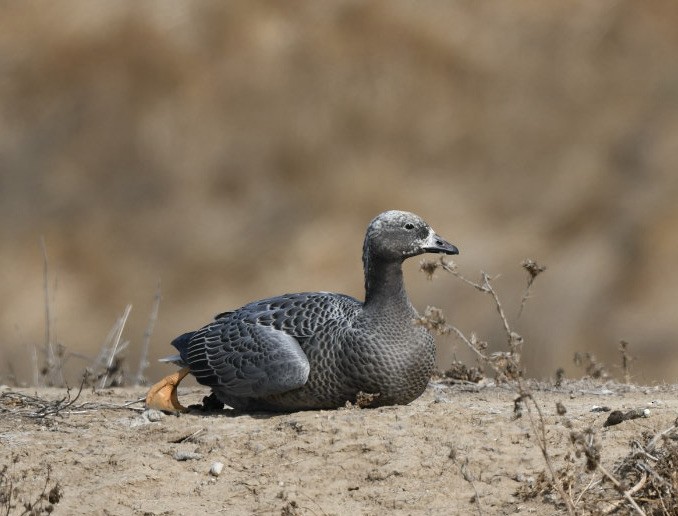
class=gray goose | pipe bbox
[145,210,458,412]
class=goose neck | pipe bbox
[363,256,410,309]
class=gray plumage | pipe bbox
[168,210,458,411]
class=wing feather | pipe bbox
[172,292,361,398]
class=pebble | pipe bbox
[209,462,224,477]
[143,409,165,422]
[129,409,166,428]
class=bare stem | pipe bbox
[40,237,63,387]
[100,304,132,389]
[480,272,513,345]
[135,282,161,386]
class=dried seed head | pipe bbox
[414,306,450,335]
[419,259,439,280]
[419,257,457,280]
[438,256,457,273]
[521,259,546,279]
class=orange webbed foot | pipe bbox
[145,367,190,413]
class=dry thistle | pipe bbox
[570,427,601,472]
[518,259,547,318]
[469,333,488,352]
[522,259,547,280]
[419,256,457,280]
[438,256,457,273]
[419,259,439,280]
[414,306,450,335]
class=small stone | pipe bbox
[209,461,224,476]
[143,409,165,422]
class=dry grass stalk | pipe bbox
[99,304,132,389]
[87,305,132,389]
[40,237,64,387]
[135,282,162,386]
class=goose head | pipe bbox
[363,210,459,263]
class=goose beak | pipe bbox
[423,231,459,255]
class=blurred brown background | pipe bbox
[1,1,677,387]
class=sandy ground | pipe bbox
[1,380,677,516]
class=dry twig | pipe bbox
[0,383,144,420]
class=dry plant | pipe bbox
[518,259,547,318]
[565,418,678,515]
[619,340,634,384]
[515,379,674,514]
[417,256,533,382]
[39,237,65,387]
[447,448,482,516]
[418,257,580,514]
[17,242,162,389]
[87,288,161,388]
[85,304,132,389]
[0,380,144,421]
[573,351,609,380]
[135,281,162,386]
[0,456,61,516]
[30,241,133,389]
[421,257,676,514]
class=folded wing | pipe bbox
[174,319,310,398]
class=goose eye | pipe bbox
[404,223,415,230]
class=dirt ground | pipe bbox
[1,380,677,516]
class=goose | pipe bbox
[145,210,458,412]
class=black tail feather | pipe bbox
[171,331,197,362]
